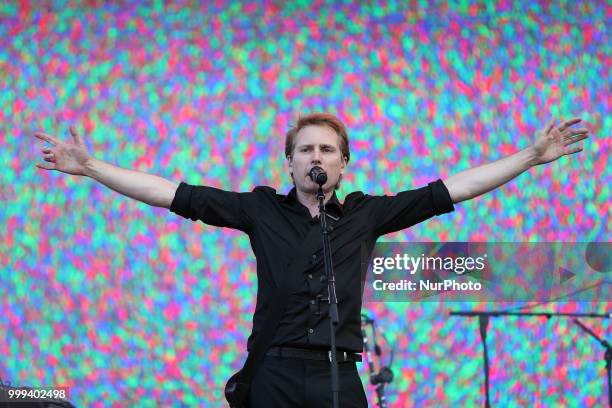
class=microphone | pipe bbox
[309,166,328,185]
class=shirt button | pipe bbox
[308,274,313,279]
[308,328,314,334]
[310,254,318,264]
[310,299,316,304]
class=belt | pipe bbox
[266,346,362,362]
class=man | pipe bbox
[34,113,588,407]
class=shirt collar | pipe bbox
[282,187,344,217]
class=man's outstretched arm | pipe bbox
[34,126,178,209]
[444,117,589,204]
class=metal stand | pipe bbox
[316,183,340,408]
[361,314,394,408]
[573,319,612,408]
[450,310,610,407]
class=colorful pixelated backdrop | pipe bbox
[2,1,610,406]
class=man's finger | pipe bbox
[35,162,55,170]
[563,134,588,146]
[565,127,589,136]
[564,144,583,155]
[562,128,588,140]
[545,117,555,134]
[69,125,82,144]
[34,132,60,146]
[558,117,582,131]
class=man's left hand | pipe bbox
[530,117,589,166]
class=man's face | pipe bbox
[288,125,347,194]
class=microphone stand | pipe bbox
[361,314,394,408]
[316,183,340,408]
[573,319,612,408]
[450,310,611,407]
[478,314,491,408]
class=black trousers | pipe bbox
[249,355,368,407]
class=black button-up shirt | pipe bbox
[170,179,454,352]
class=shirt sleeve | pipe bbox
[169,182,258,232]
[369,179,455,237]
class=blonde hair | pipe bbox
[285,113,350,162]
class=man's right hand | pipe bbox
[34,125,178,208]
[34,125,91,176]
